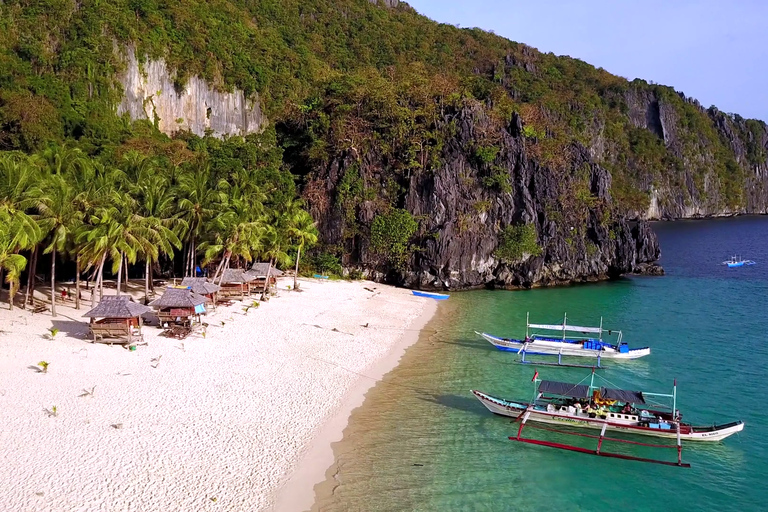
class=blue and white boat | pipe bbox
[722,256,755,268]
[411,290,450,300]
[476,313,650,360]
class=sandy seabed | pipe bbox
[0,278,436,512]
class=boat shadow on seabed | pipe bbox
[416,393,488,416]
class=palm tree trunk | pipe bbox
[75,253,81,310]
[116,251,124,297]
[212,252,229,284]
[262,257,274,301]
[294,245,301,290]
[216,253,232,285]
[190,238,196,276]
[24,246,38,308]
[8,273,15,311]
[181,241,188,278]
[123,253,129,293]
[185,241,191,277]
[98,252,106,301]
[1,268,7,310]
[145,258,151,303]
[51,246,57,317]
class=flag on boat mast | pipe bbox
[532,370,539,382]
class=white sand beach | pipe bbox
[0,278,437,511]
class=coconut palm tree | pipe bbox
[0,152,43,308]
[0,208,33,310]
[133,170,183,301]
[287,209,319,290]
[36,173,82,317]
[72,162,124,305]
[176,159,225,277]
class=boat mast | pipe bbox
[526,312,530,338]
[599,317,603,342]
[562,312,567,341]
[673,379,677,419]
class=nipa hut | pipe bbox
[83,296,153,344]
[244,262,284,293]
[149,286,208,327]
[180,277,220,307]
[218,269,255,299]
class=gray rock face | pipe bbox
[306,103,660,290]
[623,86,768,219]
[116,47,264,138]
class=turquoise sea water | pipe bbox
[312,217,768,512]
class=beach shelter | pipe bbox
[244,262,284,293]
[149,286,208,327]
[180,277,220,306]
[218,269,255,299]
[83,296,153,344]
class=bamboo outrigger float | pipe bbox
[472,370,744,467]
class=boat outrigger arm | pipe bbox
[509,408,691,468]
[508,372,690,467]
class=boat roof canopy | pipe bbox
[528,323,603,334]
[600,387,645,404]
[538,380,591,399]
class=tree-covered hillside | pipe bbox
[2,0,768,290]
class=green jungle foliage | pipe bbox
[370,208,418,269]
[494,224,542,263]
[0,0,765,291]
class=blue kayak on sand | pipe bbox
[412,290,450,300]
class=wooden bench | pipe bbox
[90,323,143,345]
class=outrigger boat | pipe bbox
[471,371,744,467]
[722,256,756,268]
[475,313,650,361]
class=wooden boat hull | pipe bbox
[411,291,450,300]
[471,390,744,442]
[476,332,650,360]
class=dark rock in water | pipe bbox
[633,263,665,276]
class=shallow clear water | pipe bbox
[312,217,768,512]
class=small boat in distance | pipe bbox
[722,256,756,268]
[472,371,744,467]
[411,290,450,300]
[476,313,650,360]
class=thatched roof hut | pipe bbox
[219,269,256,284]
[149,287,208,309]
[84,296,153,319]
[244,262,283,293]
[246,262,285,278]
[83,296,153,344]
[149,287,208,326]
[180,277,220,297]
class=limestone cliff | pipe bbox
[614,86,768,219]
[303,104,661,290]
[116,47,264,138]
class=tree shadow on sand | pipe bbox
[50,320,90,339]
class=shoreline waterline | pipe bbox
[272,298,439,512]
[0,277,438,511]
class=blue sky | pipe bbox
[407,0,768,122]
